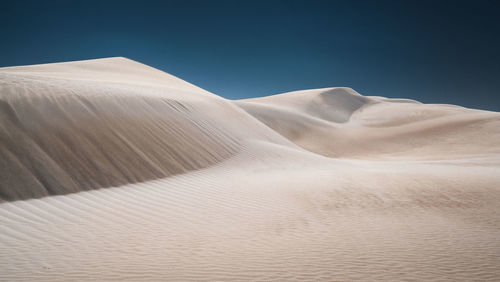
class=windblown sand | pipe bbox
[1,58,500,281]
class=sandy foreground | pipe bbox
[1,57,500,281]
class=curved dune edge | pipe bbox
[1,58,500,281]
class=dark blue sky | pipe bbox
[1,0,499,111]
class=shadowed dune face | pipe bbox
[240,87,372,123]
[0,58,290,201]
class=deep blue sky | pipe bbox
[1,0,499,111]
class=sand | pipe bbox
[1,57,500,281]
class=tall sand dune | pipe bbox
[0,57,290,201]
[1,58,500,281]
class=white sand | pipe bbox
[1,58,500,281]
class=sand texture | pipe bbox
[1,58,500,281]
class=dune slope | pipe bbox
[1,58,500,281]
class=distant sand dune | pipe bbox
[1,58,500,281]
[237,88,500,159]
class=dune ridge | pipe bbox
[1,58,500,281]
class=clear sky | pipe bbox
[1,0,499,111]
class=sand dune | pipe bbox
[1,58,500,281]
[0,58,290,201]
[237,88,500,159]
